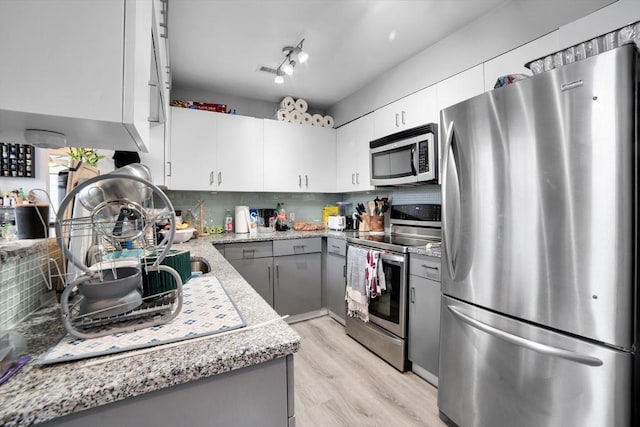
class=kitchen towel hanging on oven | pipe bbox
[365,250,386,298]
[346,246,370,322]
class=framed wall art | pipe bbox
[1,142,35,178]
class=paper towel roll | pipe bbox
[312,114,324,126]
[295,98,308,113]
[280,96,295,111]
[290,110,303,124]
[323,115,335,128]
[234,206,250,234]
[277,109,289,121]
[302,113,313,125]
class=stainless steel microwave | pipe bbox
[369,123,438,186]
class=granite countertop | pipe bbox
[210,229,441,258]
[0,238,301,427]
[0,238,51,263]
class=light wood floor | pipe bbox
[291,316,447,427]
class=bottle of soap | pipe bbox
[224,209,233,233]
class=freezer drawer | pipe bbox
[438,295,632,427]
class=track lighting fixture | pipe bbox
[259,39,309,84]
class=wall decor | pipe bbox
[1,142,34,178]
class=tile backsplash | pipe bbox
[164,185,441,226]
[0,242,60,330]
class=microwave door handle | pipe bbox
[411,146,418,176]
[441,120,460,279]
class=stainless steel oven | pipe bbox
[346,203,441,372]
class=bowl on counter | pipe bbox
[160,228,195,244]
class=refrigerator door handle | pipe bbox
[447,305,603,367]
[441,120,460,279]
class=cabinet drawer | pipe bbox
[273,237,322,256]
[224,241,273,260]
[326,237,346,257]
[410,254,441,281]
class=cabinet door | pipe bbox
[336,114,375,192]
[263,120,304,192]
[408,275,440,385]
[264,120,336,192]
[217,114,264,191]
[436,64,485,112]
[0,1,124,121]
[326,253,346,323]
[229,257,274,306]
[301,126,337,193]
[274,253,322,316]
[373,86,438,139]
[169,107,217,191]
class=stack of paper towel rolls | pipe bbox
[276,96,334,128]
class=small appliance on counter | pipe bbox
[328,215,346,231]
[336,201,355,230]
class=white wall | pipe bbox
[327,0,622,127]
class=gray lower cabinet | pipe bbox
[220,238,322,318]
[228,257,274,306]
[273,238,322,317]
[325,237,346,323]
[408,253,441,386]
[224,241,274,305]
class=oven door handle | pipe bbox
[380,252,405,264]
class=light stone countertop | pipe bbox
[0,238,301,427]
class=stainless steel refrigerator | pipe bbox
[438,44,638,427]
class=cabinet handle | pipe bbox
[298,175,302,187]
[267,265,271,282]
[166,161,171,176]
[276,265,280,281]
[209,171,214,185]
[305,175,309,187]
[355,173,360,184]
[410,287,415,303]
[401,110,406,125]
[351,173,355,185]
[395,113,399,127]
[218,171,222,185]
[331,245,340,249]
[242,249,255,258]
[421,264,439,270]
[343,265,347,278]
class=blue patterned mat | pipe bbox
[37,276,246,364]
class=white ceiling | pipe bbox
[169,0,505,110]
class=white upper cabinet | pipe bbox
[169,107,217,191]
[216,114,264,192]
[483,32,560,91]
[263,120,336,193]
[0,0,157,152]
[336,114,375,193]
[373,86,438,139]
[435,64,485,112]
